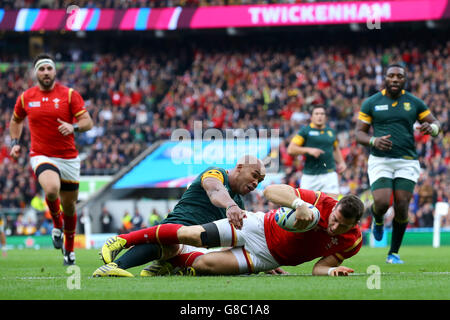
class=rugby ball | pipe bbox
[274,204,320,233]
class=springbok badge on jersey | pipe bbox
[403,102,411,111]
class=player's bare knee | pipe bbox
[393,200,409,220]
[177,226,203,247]
[44,186,60,200]
[374,200,390,215]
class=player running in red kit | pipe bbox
[9,53,93,265]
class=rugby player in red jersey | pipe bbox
[9,53,93,265]
[98,184,364,276]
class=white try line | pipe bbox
[246,271,450,277]
[2,276,67,280]
[3,272,450,280]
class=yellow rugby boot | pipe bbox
[92,263,134,277]
[100,236,127,264]
[140,260,174,277]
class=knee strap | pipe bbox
[200,222,221,248]
[35,163,60,179]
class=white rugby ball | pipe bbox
[274,204,320,233]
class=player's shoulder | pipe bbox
[200,166,227,184]
[324,125,336,134]
[338,225,362,254]
[53,82,71,93]
[342,225,362,242]
[403,90,426,104]
[203,166,226,175]
[297,124,310,134]
[362,91,384,104]
[22,85,41,98]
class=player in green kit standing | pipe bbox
[356,64,441,264]
[92,155,266,277]
[287,105,346,195]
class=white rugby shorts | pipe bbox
[301,171,340,194]
[30,155,81,185]
[212,211,280,274]
[367,155,421,185]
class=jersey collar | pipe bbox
[309,123,327,130]
[381,89,405,96]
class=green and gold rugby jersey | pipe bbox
[290,123,338,175]
[359,89,430,160]
[163,167,244,226]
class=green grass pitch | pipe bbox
[1,246,449,300]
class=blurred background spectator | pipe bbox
[131,207,144,231]
[148,208,163,227]
[99,206,115,233]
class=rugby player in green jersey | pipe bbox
[92,155,267,277]
[356,64,441,264]
[288,105,347,195]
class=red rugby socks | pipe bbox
[63,212,77,253]
[119,224,183,247]
[168,251,204,268]
[46,196,63,229]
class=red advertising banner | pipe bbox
[0,1,448,31]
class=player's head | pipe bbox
[327,194,364,236]
[33,53,56,90]
[230,155,265,195]
[310,105,326,128]
[384,63,406,98]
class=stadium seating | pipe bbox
[0,33,448,234]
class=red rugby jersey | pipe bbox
[264,189,362,266]
[13,83,86,159]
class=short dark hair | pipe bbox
[337,194,364,222]
[33,53,55,67]
[310,105,326,114]
[385,63,406,75]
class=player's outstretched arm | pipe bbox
[312,255,354,277]
[264,184,315,229]
[263,184,298,207]
[202,177,245,229]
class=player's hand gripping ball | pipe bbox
[274,204,320,232]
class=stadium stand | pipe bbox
[0,22,448,235]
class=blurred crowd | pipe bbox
[3,0,408,10]
[0,34,448,235]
